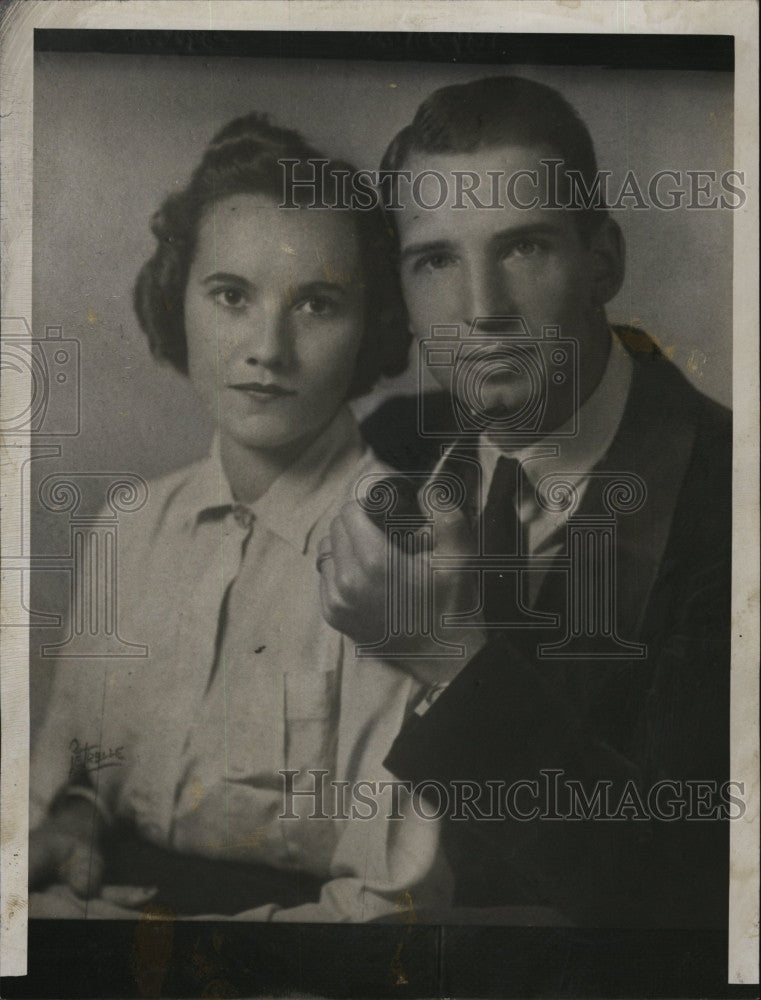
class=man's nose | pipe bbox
[463,259,515,331]
[242,305,292,369]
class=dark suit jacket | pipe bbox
[362,329,732,928]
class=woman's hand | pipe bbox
[29,797,105,898]
[30,884,159,919]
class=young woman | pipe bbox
[29,114,452,921]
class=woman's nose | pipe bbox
[244,305,292,369]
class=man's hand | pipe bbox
[318,492,485,676]
[318,498,391,646]
[29,797,106,898]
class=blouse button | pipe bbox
[232,504,256,531]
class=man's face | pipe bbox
[397,144,615,430]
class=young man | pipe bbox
[319,76,731,927]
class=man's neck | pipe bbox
[483,322,613,444]
[577,322,613,411]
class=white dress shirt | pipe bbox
[477,330,634,597]
[412,332,634,707]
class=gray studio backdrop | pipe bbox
[30,51,734,725]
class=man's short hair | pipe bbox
[380,75,609,242]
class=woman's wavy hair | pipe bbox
[134,113,410,399]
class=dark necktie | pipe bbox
[482,455,525,626]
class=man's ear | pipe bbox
[588,218,625,305]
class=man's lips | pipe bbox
[228,381,296,398]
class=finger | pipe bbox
[29,885,87,919]
[324,518,362,612]
[318,546,366,640]
[334,512,386,597]
[419,486,474,555]
[336,501,390,576]
[100,884,159,908]
[329,515,360,594]
[65,841,104,898]
[318,548,342,622]
[340,497,386,545]
[435,508,474,555]
[28,829,57,889]
[317,533,332,559]
[315,532,334,575]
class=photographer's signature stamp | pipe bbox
[69,738,125,776]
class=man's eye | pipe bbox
[414,253,456,274]
[298,296,337,317]
[212,287,246,308]
[502,240,542,259]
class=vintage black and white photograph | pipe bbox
[1,2,758,997]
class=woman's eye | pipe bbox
[212,287,246,308]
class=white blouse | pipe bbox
[30,407,452,921]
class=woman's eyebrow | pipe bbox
[201,271,250,286]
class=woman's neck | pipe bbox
[219,427,324,504]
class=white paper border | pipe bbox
[1,0,757,985]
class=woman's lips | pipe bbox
[228,381,296,399]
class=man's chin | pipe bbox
[475,386,533,423]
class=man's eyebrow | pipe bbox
[399,240,453,262]
[400,223,566,262]
[491,222,564,243]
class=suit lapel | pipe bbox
[597,354,699,642]
[533,351,700,645]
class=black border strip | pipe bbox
[33,29,734,71]
[16,22,744,1000]
[2,922,759,999]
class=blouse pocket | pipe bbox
[283,669,339,774]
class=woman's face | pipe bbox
[184,193,365,454]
